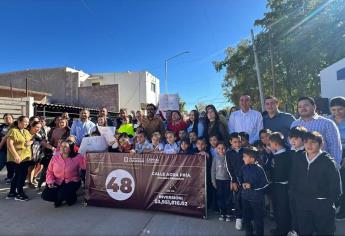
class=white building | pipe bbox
[320,57,345,99]
[81,71,160,112]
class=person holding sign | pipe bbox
[42,140,85,208]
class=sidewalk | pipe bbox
[0,170,344,236]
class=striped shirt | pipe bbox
[291,114,342,168]
[228,109,263,144]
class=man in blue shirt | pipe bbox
[263,96,295,139]
[70,109,96,146]
[291,97,342,168]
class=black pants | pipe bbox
[216,179,232,215]
[296,200,335,236]
[233,188,242,218]
[41,181,81,205]
[289,193,299,233]
[242,199,265,236]
[338,167,345,213]
[6,162,15,179]
[272,183,291,235]
[9,161,29,194]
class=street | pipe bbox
[0,171,344,236]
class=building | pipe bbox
[0,68,159,113]
[0,67,89,105]
[320,57,345,98]
[81,71,160,112]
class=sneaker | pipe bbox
[225,215,232,222]
[336,211,345,221]
[218,215,225,221]
[235,218,242,230]
[15,193,29,201]
[5,192,16,199]
[287,230,298,236]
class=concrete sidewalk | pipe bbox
[0,171,344,236]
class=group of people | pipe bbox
[0,94,344,236]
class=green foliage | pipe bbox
[214,0,345,112]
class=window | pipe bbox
[151,82,156,92]
[337,67,345,80]
[92,82,101,86]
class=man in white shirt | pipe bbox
[228,95,263,144]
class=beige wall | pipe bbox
[81,71,160,112]
[78,85,119,112]
[0,68,88,105]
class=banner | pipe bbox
[85,152,206,218]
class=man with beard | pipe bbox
[70,109,95,146]
[291,96,342,168]
[141,104,165,139]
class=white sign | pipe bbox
[158,94,180,111]
[97,126,118,148]
[78,136,108,155]
[105,169,135,201]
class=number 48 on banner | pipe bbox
[105,169,135,201]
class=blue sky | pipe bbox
[0,0,267,111]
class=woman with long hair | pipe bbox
[167,110,187,140]
[27,121,44,188]
[38,118,70,190]
[42,140,85,207]
[204,105,229,143]
[5,116,32,201]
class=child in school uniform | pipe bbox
[209,135,219,159]
[288,126,308,236]
[163,131,179,154]
[290,131,341,236]
[268,132,291,236]
[225,132,244,230]
[211,142,235,222]
[240,147,269,236]
[188,130,198,151]
[134,131,151,153]
[179,138,194,154]
[196,137,215,210]
[146,132,164,153]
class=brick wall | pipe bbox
[78,84,119,112]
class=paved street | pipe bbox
[0,170,344,236]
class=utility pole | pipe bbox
[251,29,265,112]
[269,32,276,96]
[10,81,14,98]
[26,77,29,97]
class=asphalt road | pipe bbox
[0,170,344,236]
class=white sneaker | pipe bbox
[218,215,225,221]
[235,218,242,230]
[287,231,298,236]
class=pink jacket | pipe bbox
[46,154,86,185]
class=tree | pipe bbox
[214,0,345,112]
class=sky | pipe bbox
[0,0,267,111]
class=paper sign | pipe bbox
[158,94,180,111]
[98,126,118,149]
[79,136,108,155]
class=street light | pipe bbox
[164,51,190,94]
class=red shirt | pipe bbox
[167,120,188,140]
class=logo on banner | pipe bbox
[105,169,135,201]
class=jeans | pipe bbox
[215,179,232,215]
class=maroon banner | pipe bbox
[85,152,207,218]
